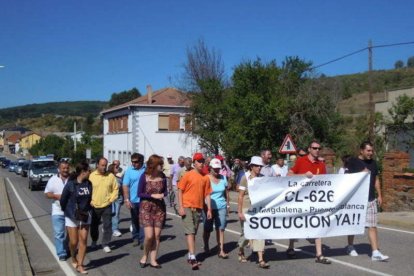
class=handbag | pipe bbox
[75,202,89,223]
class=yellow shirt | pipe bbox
[89,171,119,208]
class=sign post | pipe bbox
[278,134,297,168]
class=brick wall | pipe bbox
[382,151,414,211]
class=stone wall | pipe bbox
[382,151,414,211]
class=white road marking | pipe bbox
[378,225,414,235]
[167,211,392,276]
[6,178,76,276]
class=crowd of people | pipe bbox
[43,139,389,273]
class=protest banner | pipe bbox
[244,172,370,239]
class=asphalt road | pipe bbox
[3,168,414,276]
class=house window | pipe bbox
[158,114,191,131]
[158,114,169,131]
[108,115,128,133]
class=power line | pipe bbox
[372,41,414,49]
[308,40,414,71]
[309,47,367,70]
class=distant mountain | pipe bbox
[0,101,108,121]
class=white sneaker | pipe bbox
[112,230,122,237]
[346,245,358,257]
[371,251,389,261]
[103,246,111,253]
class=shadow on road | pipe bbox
[0,226,15,233]
[158,249,187,264]
[86,253,129,269]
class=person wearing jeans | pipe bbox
[108,161,124,237]
[44,161,70,261]
[123,153,146,247]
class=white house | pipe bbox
[101,86,200,167]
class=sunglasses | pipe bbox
[195,159,205,164]
[311,147,321,150]
[131,160,141,164]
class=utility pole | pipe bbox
[74,121,77,152]
[368,39,375,142]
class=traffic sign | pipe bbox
[278,134,297,154]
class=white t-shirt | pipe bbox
[44,175,68,216]
[271,164,288,177]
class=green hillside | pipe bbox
[320,67,414,99]
[0,101,108,121]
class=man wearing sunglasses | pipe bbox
[287,140,331,264]
[123,153,146,248]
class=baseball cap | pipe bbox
[192,152,204,162]
[167,154,172,159]
[209,158,222,169]
[250,156,264,166]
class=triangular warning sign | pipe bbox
[278,134,297,154]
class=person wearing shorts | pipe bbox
[178,152,212,270]
[202,158,229,259]
[346,141,389,261]
[60,161,93,274]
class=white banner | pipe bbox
[244,172,370,239]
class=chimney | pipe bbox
[147,85,153,104]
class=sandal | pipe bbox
[238,251,247,263]
[286,248,297,259]
[315,255,331,265]
[218,252,229,259]
[76,265,88,274]
[258,260,270,269]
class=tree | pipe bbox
[407,56,414,68]
[394,60,404,69]
[29,135,66,159]
[386,95,414,151]
[182,39,228,154]
[182,38,226,92]
[388,94,414,126]
[108,88,141,107]
[223,59,289,158]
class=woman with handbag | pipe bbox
[137,154,167,269]
[60,161,93,274]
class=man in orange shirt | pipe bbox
[178,152,212,270]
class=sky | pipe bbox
[1,0,413,108]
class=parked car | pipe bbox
[0,156,6,167]
[21,161,30,177]
[15,159,26,175]
[8,161,17,172]
[28,158,58,191]
[2,159,11,168]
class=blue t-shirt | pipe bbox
[122,166,146,203]
[210,175,228,210]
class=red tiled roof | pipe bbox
[6,133,21,143]
[101,87,191,114]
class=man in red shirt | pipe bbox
[287,140,331,264]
